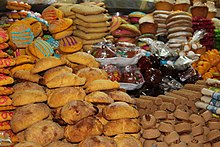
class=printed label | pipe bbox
[212,92,220,101]
[207,105,218,114]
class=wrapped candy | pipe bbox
[174,56,193,71]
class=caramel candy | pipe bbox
[174,109,189,121]
[154,110,167,120]
[164,131,180,145]
[142,129,161,139]
[174,122,192,134]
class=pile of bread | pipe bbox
[135,80,220,146]
[8,52,142,146]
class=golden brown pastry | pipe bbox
[103,102,139,120]
[14,141,42,147]
[43,66,72,83]
[11,90,48,106]
[107,90,135,104]
[13,82,44,92]
[64,117,103,143]
[0,74,14,86]
[45,72,86,88]
[10,64,34,76]
[31,57,66,74]
[0,87,14,96]
[77,67,108,86]
[103,118,140,136]
[61,100,97,124]
[10,103,51,133]
[79,136,117,147]
[85,79,120,93]
[13,70,42,83]
[85,91,114,104]
[47,141,76,147]
[47,87,86,108]
[114,134,142,147]
[66,52,100,68]
[14,55,35,66]
[24,120,64,146]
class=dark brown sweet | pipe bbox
[144,68,162,84]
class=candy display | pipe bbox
[0,0,220,146]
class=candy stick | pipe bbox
[165,92,188,105]
[201,88,220,100]
[201,96,220,108]
[158,95,181,105]
[183,84,207,92]
[206,78,220,87]
[140,96,162,106]
[195,101,220,114]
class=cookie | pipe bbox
[9,22,34,48]
[59,36,82,53]
[15,55,35,65]
[0,58,15,68]
[110,16,122,32]
[82,38,104,45]
[13,70,42,83]
[73,30,107,40]
[28,38,54,59]
[10,64,34,75]
[0,28,9,43]
[0,43,9,50]
[77,25,109,33]
[0,87,14,95]
[49,18,73,34]
[0,68,10,75]
[58,5,75,17]
[6,1,31,11]
[74,18,110,28]
[42,6,64,24]
[52,26,75,40]
[76,13,110,23]
[168,27,193,34]
[167,19,192,28]
[0,50,9,58]
[166,15,192,24]
[119,24,141,35]
[71,4,106,15]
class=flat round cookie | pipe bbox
[167,20,192,28]
[167,32,192,39]
[168,27,193,34]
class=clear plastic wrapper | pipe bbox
[190,29,207,44]
[161,76,183,92]
[178,66,200,82]
[174,56,193,71]
[101,64,121,82]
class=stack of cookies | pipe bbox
[192,17,215,50]
[166,12,193,50]
[0,28,18,146]
[153,10,171,37]
[58,4,76,20]
[71,4,110,52]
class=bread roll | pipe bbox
[85,91,114,104]
[114,134,142,147]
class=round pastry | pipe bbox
[167,32,192,39]
[173,0,190,11]
[61,100,97,124]
[167,19,192,28]
[103,102,139,120]
[10,103,51,133]
[166,13,192,24]
[64,117,103,143]
[110,16,122,32]
[155,0,174,11]
[42,6,63,24]
[79,136,117,147]
[24,120,64,146]
[168,27,193,34]
[59,36,82,53]
[119,24,141,36]
[49,18,73,34]
[0,28,9,43]
[128,11,146,24]
[140,114,156,129]
[28,38,54,59]
[52,26,74,40]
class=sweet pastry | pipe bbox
[128,11,146,24]
[139,14,157,35]
[45,72,86,88]
[103,102,139,120]
[10,103,51,133]
[64,117,103,143]
[173,0,190,11]
[77,25,109,33]
[71,4,106,15]
[24,120,64,146]
[0,43,9,50]
[0,28,9,43]
[14,141,42,147]
[11,90,47,106]
[59,36,83,53]
[58,5,76,18]
[77,67,108,86]
[82,38,105,45]
[73,30,107,40]
[191,0,208,18]
[6,1,31,11]
[14,55,35,65]
[0,58,15,68]
[114,134,142,147]
[119,24,141,36]
[13,70,42,83]
[28,38,54,59]
[85,79,120,93]
[155,0,174,11]
[42,6,64,24]
[52,26,75,40]
[31,57,65,73]
[74,18,110,28]
[66,52,100,68]
[0,68,10,75]
[85,91,114,104]
[47,87,86,108]
[61,100,97,124]
[0,87,14,96]
[0,74,14,86]
[49,18,73,34]
[79,136,117,147]
[21,17,42,38]
[76,13,110,23]
[103,118,140,136]
[110,16,122,32]
[8,22,34,48]
[13,82,44,92]
[10,64,34,76]
[0,96,12,106]
[47,141,75,147]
